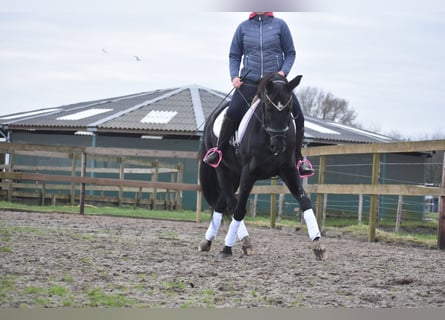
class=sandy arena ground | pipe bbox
[0,210,444,308]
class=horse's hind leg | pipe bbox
[219,173,256,258]
[198,210,223,252]
[198,194,227,252]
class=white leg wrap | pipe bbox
[237,220,249,241]
[205,211,222,241]
[303,209,321,241]
[225,218,241,247]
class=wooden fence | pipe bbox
[0,142,199,212]
[1,140,445,249]
[249,139,445,249]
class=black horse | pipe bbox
[198,73,326,260]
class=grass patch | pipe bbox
[0,200,208,222]
[327,224,437,248]
[0,246,12,253]
[22,286,46,295]
[0,276,17,304]
[86,287,134,307]
[20,284,73,307]
[48,285,69,297]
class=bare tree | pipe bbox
[297,86,358,126]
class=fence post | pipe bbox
[150,160,159,209]
[7,149,14,202]
[196,164,202,223]
[250,194,258,218]
[278,193,285,222]
[316,155,326,222]
[395,195,403,232]
[368,153,380,242]
[177,163,184,210]
[438,153,445,250]
[358,194,363,224]
[118,157,125,207]
[79,152,87,215]
[322,193,328,227]
[270,178,277,228]
[70,153,77,206]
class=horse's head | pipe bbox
[258,73,302,155]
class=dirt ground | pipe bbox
[1,210,444,308]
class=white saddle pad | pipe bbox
[213,99,260,144]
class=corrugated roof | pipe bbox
[0,84,396,144]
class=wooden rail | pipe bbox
[0,142,192,210]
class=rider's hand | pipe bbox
[232,77,243,89]
[277,70,286,77]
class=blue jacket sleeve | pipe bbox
[229,25,243,80]
[279,21,296,76]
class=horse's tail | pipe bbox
[198,143,221,207]
[198,100,231,212]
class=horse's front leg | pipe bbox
[219,169,256,258]
[280,166,327,261]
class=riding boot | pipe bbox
[296,128,314,177]
[203,115,236,167]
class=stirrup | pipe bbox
[203,147,223,168]
[297,159,314,178]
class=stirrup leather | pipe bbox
[203,147,223,168]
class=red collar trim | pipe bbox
[249,12,274,19]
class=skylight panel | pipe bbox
[57,108,112,121]
[305,121,341,135]
[330,123,393,141]
[140,110,177,124]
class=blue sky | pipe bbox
[1,1,444,139]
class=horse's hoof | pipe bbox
[312,239,327,261]
[241,236,254,256]
[218,246,232,259]
[198,240,211,252]
[218,251,232,259]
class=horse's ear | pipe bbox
[266,78,275,93]
[288,75,303,91]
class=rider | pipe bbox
[203,12,313,177]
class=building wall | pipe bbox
[10,131,201,210]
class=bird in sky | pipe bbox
[133,55,141,61]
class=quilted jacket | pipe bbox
[229,14,296,82]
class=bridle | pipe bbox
[262,79,293,137]
[264,80,293,111]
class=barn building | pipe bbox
[0,85,429,220]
